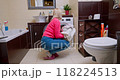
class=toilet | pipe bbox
[83,37,117,64]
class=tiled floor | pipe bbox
[20,48,97,64]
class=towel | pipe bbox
[61,24,76,42]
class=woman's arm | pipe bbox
[54,20,64,39]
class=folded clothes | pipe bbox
[61,24,76,42]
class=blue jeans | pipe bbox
[41,36,70,54]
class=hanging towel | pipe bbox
[61,24,76,42]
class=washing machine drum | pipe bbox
[84,37,117,49]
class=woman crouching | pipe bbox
[41,8,70,60]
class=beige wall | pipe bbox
[0,0,69,29]
[78,0,102,1]
[0,0,102,45]
[0,0,9,25]
[69,0,78,45]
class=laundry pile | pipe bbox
[61,24,76,42]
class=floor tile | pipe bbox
[20,48,97,64]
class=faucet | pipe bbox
[0,23,8,38]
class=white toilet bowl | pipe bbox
[83,37,117,64]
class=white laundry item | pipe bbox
[61,24,76,42]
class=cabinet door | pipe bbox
[20,33,29,49]
[78,21,87,57]
[33,24,45,42]
[78,21,85,42]
[78,21,91,57]
[28,24,34,48]
[33,25,43,43]
[33,24,47,43]
[28,23,48,48]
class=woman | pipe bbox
[41,8,70,60]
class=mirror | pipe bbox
[28,0,56,9]
[113,0,120,9]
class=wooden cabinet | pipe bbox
[78,20,101,57]
[116,32,120,63]
[78,1,109,57]
[0,32,29,64]
[28,23,48,48]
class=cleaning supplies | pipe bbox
[39,12,42,16]
[4,21,8,31]
[48,10,52,15]
[101,23,104,37]
[103,25,108,37]
[2,21,8,32]
[42,12,45,16]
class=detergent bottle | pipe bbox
[3,21,8,31]
[103,25,108,37]
[101,23,104,37]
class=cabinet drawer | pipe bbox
[79,22,84,32]
[78,32,84,42]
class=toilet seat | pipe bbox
[84,37,117,49]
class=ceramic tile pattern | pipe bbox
[20,48,97,64]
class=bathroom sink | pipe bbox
[33,16,47,22]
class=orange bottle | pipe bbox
[101,23,104,37]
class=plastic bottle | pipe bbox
[48,10,52,15]
[101,23,104,37]
[103,25,108,37]
[4,21,8,31]
[42,12,45,16]
[39,12,42,16]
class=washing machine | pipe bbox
[60,16,74,47]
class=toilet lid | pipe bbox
[84,37,117,48]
